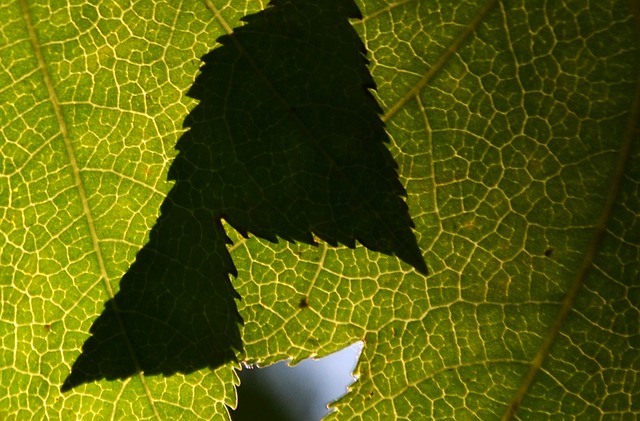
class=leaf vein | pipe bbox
[382,0,500,123]
[18,0,159,415]
[502,49,640,421]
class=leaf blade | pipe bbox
[2,0,639,419]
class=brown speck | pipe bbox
[544,248,553,257]
[299,297,309,309]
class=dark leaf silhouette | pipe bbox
[61,197,241,390]
[63,0,426,390]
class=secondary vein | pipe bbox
[18,0,111,299]
[18,1,160,417]
[501,41,640,421]
[382,0,500,123]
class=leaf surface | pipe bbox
[1,0,639,419]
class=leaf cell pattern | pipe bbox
[1,0,639,419]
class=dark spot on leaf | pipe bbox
[545,248,553,257]
[299,297,309,309]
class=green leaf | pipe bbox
[2,0,639,420]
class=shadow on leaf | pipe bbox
[63,0,426,391]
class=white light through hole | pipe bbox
[232,341,364,421]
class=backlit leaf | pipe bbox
[1,0,638,419]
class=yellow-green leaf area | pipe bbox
[2,0,639,420]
